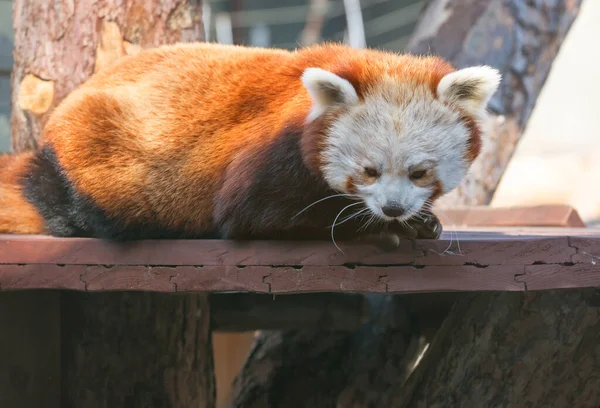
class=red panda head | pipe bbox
[299,55,501,223]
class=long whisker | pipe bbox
[414,213,427,222]
[331,202,363,252]
[417,204,462,256]
[333,207,369,227]
[292,193,358,219]
[434,207,463,256]
[358,211,378,232]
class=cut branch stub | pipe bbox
[17,74,55,115]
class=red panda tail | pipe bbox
[0,152,46,234]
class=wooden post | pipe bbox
[9,1,214,407]
[229,1,586,406]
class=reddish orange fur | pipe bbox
[0,42,477,236]
[460,113,482,162]
[0,153,46,234]
[42,43,459,233]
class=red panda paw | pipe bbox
[392,212,443,240]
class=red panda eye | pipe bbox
[410,170,427,180]
[364,167,380,178]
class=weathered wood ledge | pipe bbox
[1,228,600,294]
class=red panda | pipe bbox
[0,42,500,242]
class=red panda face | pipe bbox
[301,64,500,223]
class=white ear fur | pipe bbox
[301,67,359,122]
[437,66,501,116]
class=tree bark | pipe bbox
[10,1,214,407]
[230,0,585,406]
[412,0,583,207]
[11,0,204,152]
[229,296,423,408]
[396,290,600,408]
[61,292,215,408]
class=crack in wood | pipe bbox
[168,273,178,292]
[568,237,578,263]
[79,273,88,291]
[377,274,389,293]
[0,260,592,268]
[463,262,489,268]
[513,272,528,291]
[262,273,272,293]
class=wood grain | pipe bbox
[1,228,599,294]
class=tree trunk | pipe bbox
[229,296,423,408]
[11,0,204,152]
[61,292,215,408]
[396,290,600,408]
[230,0,585,406]
[10,1,214,407]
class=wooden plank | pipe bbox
[1,228,598,266]
[519,263,600,291]
[0,291,60,408]
[0,235,419,266]
[439,204,586,227]
[415,236,575,266]
[0,228,599,294]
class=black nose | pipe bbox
[382,205,405,218]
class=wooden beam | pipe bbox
[211,293,370,332]
[1,228,599,294]
[438,205,586,228]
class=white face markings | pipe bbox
[321,83,471,221]
[301,66,501,222]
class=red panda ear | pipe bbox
[301,67,359,122]
[437,66,501,116]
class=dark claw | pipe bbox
[391,212,443,240]
[413,212,443,239]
